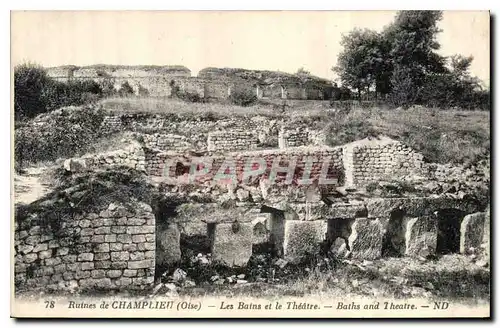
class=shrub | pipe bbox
[118,81,134,96]
[177,90,204,103]
[419,73,490,110]
[14,63,52,120]
[14,105,106,167]
[14,63,105,120]
[229,88,258,107]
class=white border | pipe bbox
[3,1,497,327]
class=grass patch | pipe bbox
[324,107,490,165]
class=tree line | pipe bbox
[333,11,490,110]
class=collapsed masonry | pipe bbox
[14,119,490,292]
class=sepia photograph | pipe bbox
[10,10,490,318]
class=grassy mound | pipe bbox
[15,167,158,234]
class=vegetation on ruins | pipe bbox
[15,105,107,170]
[229,88,258,107]
[334,11,490,109]
[14,63,105,120]
[16,167,157,232]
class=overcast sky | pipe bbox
[11,11,490,86]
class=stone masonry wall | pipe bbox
[14,202,155,292]
[151,147,345,188]
[207,130,259,152]
[278,126,326,149]
[174,196,485,265]
[343,138,425,186]
[141,133,193,153]
[76,142,146,172]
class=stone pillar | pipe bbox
[348,218,383,260]
[211,222,253,267]
[268,212,285,255]
[281,86,286,99]
[460,212,485,254]
[278,126,287,149]
[156,222,181,268]
[404,216,437,257]
[283,220,327,262]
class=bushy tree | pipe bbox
[118,81,134,96]
[334,10,490,109]
[14,63,105,120]
[385,11,446,105]
[333,29,391,99]
[14,63,52,120]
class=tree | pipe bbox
[384,11,446,106]
[333,28,391,99]
[296,67,311,76]
[14,63,52,120]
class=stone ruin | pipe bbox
[14,113,490,292]
[46,65,336,100]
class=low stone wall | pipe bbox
[65,141,146,173]
[207,130,259,152]
[14,202,155,292]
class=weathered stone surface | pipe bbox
[156,223,181,267]
[405,216,437,257]
[211,222,253,267]
[283,220,327,262]
[460,212,485,254]
[177,221,207,237]
[348,218,383,260]
[63,158,87,172]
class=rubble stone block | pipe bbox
[211,222,253,267]
[460,212,485,254]
[348,218,383,260]
[283,220,327,262]
[405,216,437,257]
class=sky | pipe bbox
[11,11,490,86]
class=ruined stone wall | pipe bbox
[176,78,206,97]
[75,142,146,172]
[173,196,485,266]
[150,147,345,188]
[46,65,337,99]
[141,133,193,153]
[284,85,306,99]
[344,138,425,186]
[101,114,278,152]
[207,130,259,152]
[205,81,230,99]
[14,202,155,292]
[278,126,326,148]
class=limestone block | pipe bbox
[405,216,437,257]
[348,218,383,260]
[211,222,253,267]
[156,223,181,267]
[460,212,485,254]
[63,158,87,173]
[283,220,327,262]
